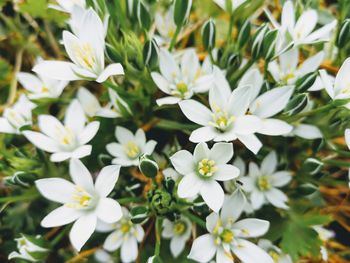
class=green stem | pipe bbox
[285,103,335,123]
[117,197,144,205]
[0,192,39,203]
[226,15,234,44]
[51,225,70,247]
[169,26,181,51]
[182,210,206,229]
[154,218,162,256]
[323,159,350,167]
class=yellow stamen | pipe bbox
[198,158,217,178]
[258,176,271,191]
[124,142,140,159]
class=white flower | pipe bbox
[213,0,247,13]
[35,159,122,251]
[188,189,273,263]
[0,94,36,134]
[154,8,177,45]
[289,123,323,140]
[268,48,324,89]
[162,216,192,258]
[33,8,124,83]
[240,151,292,210]
[320,58,350,101]
[94,249,114,263]
[312,225,334,261]
[49,0,86,13]
[17,59,68,99]
[77,87,130,118]
[170,142,239,212]
[258,239,293,263]
[23,100,99,162]
[241,68,294,136]
[151,48,214,106]
[8,235,48,262]
[276,1,336,46]
[106,126,157,167]
[179,69,263,153]
[102,207,145,263]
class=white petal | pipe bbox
[181,49,199,80]
[95,165,121,197]
[233,239,274,263]
[228,85,254,116]
[121,236,138,263]
[151,72,171,94]
[293,124,322,139]
[250,86,294,118]
[0,118,16,134]
[96,198,122,223]
[103,231,123,251]
[71,145,92,159]
[270,171,292,187]
[23,131,59,153]
[159,48,180,81]
[233,218,270,238]
[50,152,73,162]
[209,142,233,164]
[65,99,86,134]
[78,121,99,144]
[251,190,265,210]
[303,20,337,44]
[193,142,210,162]
[179,100,212,126]
[69,213,97,251]
[236,134,262,154]
[206,212,220,233]
[319,69,334,99]
[200,180,224,212]
[281,1,295,32]
[144,140,157,155]
[188,234,216,263]
[17,72,43,93]
[238,68,263,102]
[69,158,94,193]
[156,96,181,106]
[234,115,262,135]
[41,206,82,227]
[279,49,299,74]
[170,236,186,258]
[96,63,124,83]
[265,188,289,209]
[216,247,234,263]
[36,178,75,203]
[106,142,125,157]
[346,129,350,149]
[177,173,202,198]
[214,164,240,181]
[38,115,64,139]
[294,10,317,41]
[298,51,324,76]
[170,150,194,175]
[189,126,217,143]
[221,189,246,223]
[77,87,101,117]
[261,151,277,175]
[33,61,81,81]
[258,119,293,136]
[115,126,134,143]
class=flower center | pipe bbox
[197,158,217,178]
[282,72,295,83]
[220,229,234,243]
[66,186,93,209]
[171,82,189,98]
[120,222,132,234]
[269,251,280,262]
[174,221,186,235]
[124,142,140,159]
[59,126,75,146]
[209,107,235,131]
[257,176,271,191]
[74,43,96,69]
[41,86,49,93]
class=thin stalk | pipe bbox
[7,48,24,106]
[169,26,181,51]
[154,218,162,256]
[323,159,350,168]
[0,192,39,203]
[117,197,144,205]
[182,210,206,229]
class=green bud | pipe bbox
[337,18,350,48]
[298,183,318,196]
[226,53,241,68]
[295,72,318,93]
[202,19,216,51]
[139,154,159,178]
[137,0,151,30]
[262,29,278,61]
[302,158,323,175]
[143,38,159,68]
[284,93,308,116]
[251,24,269,60]
[173,0,192,27]
[4,171,37,188]
[237,19,251,50]
[148,189,174,216]
[130,206,149,224]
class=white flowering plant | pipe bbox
[1,0,350,262]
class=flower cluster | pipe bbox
[1,0,349,262]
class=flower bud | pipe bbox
[302,158,323,175]
[298,183,318,196]
[136,0,151,30]
[262,29,278,61]
[295,72,318,93]
[130,206,149,224]
[147,255,163,263]
[201,19,216,51]
[148,189,175,216]
[8,234,49,262]
[237,20,251,50]
[4,171,37,188]
[337,18,350,48]
[139,154,159,178]
[173,0,192,27]
[251,24,269,60]
[284,93,308,116]
[143,38,159,68]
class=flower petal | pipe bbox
[78,121,100,144]
[179,100,212,126]
[233,218,270,238]
[33,61,81,81]
[156,96,181,106]
[200,180,224,212]
[170,150,194,175]
[121,236,138,263]
[36,178,75,203]
[293,124,322,139]
[236,134,262,154]
[115,126,134,143]
[177,173,202,198]
[23,131,60,153]
[103,230,123,251]
[170,236,186,258]
[270,171,292,187]
[258,118,293,136]
[214,164,240,181]
[209,142,233,164]
[221,189,246,224]
[190,126,217,143]
[65,99,86,134]
[50,152,73,162]
[265,188,289,209]
[69,213,97,251]
[96,198,122,223]
[96,63,124,83]
[233,239,274,263]
[69,158,94,193]
[71,145,92,159]
[41,206,82,227]
[95,165,121,197]
[188,234,216,263]
[261,151,277,175]
[151,72,171,94]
